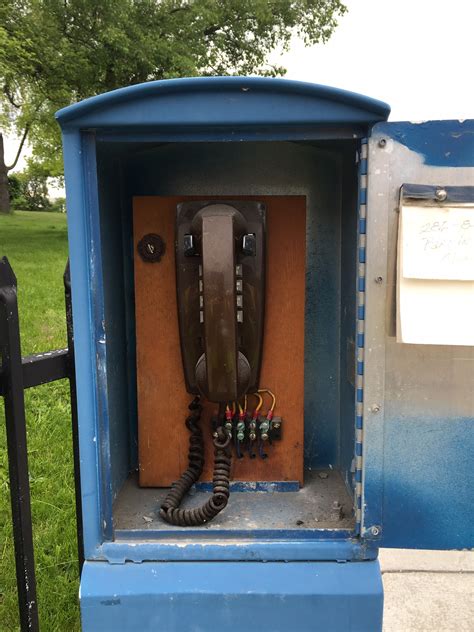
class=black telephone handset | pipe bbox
[176,200,265,402]
[159,201,265,526]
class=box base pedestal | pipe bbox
[80,559,383,631]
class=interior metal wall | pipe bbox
[96,140,359,502]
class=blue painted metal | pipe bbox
[372,119,474,166]
[363,119,474,550]
[99,538,378,564]
[63,134,364,559]
[80,560,384,632]
[380,416,474,549]
[56,76,390,131]
[61,130,104,558]
[57,78,398,629]
[354,139,368,532]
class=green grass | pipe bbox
[0,211,80,631]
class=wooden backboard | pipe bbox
[134,196,306,486]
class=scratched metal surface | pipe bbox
[363,120,474,549]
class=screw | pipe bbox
[435,188,447,202]
[375,276,383,284]
[371,525,381,536]
[213,432,219,439]
[137,233,165,263]
[273,423,280,429]
[249,432,256,441]
[371,404,381,413]
[261,433,269,441]
[378,138,387,148]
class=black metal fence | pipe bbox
[0,257,82,632]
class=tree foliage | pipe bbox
[0,0,346,211]
[8,162,55,211]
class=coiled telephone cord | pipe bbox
[159,397,232,526]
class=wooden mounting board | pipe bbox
[134,196,306,486]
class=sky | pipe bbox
[4,0,473,171]
[280,0,473,121]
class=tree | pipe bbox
[9,162,53,211]
[0,0,347,213]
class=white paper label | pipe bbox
[397,203,474,346]
[401,205,474,281]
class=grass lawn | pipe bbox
[0,211,80,631]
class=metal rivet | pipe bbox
[378,139,387,148]
[375,276,383,284]
[371,525,381,536]
[371,404,381,413]
[435,188,447,202]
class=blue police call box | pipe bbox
[56,77,474,631]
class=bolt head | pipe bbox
[378,138,387,148]
[375,276,383,284]
[371,525,381,536]
[137,233,165,263]
[261,433,269,441]
[249,432,256,441]
[435,188,447,202]
[273,423,280,429]
[371,404,381,413]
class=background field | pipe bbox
[0,211,80,631]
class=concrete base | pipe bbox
[80,560,383,632]
[380,549,474,631]
[383,572,474,632]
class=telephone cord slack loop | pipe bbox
[159,397,232,526]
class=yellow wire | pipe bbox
[238,402,244,415]
[258,388,276,412]
[244,394,248,412]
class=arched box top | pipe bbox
[56,77,390,132]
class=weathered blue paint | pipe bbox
[82,134,115,542]
[56,76,390,130]
[80,560,384,632]
[380,415,474,549]
[372,119,474,166]
[61,130,104,558]
[57,77,395,630]
[96,155,133,501]
[99,537,378,564]
[363,120,474,550]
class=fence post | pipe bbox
[0,256,40,632]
